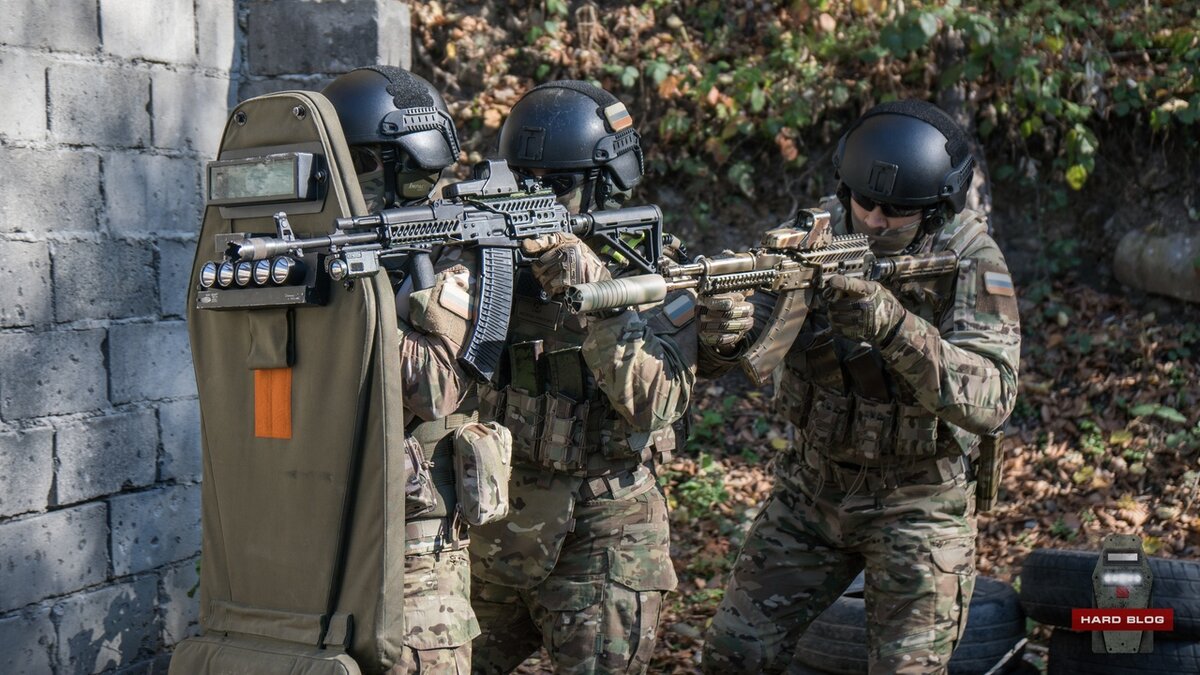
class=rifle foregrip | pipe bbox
[566,275,668,314]
[459,247,515,384]
[741,288,812,386]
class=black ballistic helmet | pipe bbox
[833,100,975,225]
[496,81,643,210]
[323,66,461,171]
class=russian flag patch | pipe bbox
[604,102,633,131]
[983,271,1015,297]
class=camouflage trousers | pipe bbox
[389,548,480,675]
[470,485,676,674]
[703,452,977,675]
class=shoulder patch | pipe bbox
[983,271,1015,297]
[437,269,473,319]
[663,293,696,327]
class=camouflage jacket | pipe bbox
[470,255,698,588]
[397,246,476,425]
[705,205,1020,466]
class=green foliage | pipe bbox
[451,0,1200,202]
[674,452,728,512]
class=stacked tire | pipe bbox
[790,574,1030,674]
[1018,548,1200,674]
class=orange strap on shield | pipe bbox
[254,368,293,439]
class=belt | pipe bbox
[405,515,469,556]
[408,410,480,446]
[577,464,655,501]
[802,447,970,493]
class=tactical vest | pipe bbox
[479,269,680,477]
[777,214,989,467]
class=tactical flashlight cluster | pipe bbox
[198,256,307,290]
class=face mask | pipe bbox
[851,211,922,255]
[358,169,386,212]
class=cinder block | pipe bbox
[238,76,334,102]
[0,329,107,420]
[0,605,54,674]
[0,50,48,141]
[159,557,200,647]
[246,0,381,75]
[0,0,100,51]
[158,398,201,483]
[379,0,413,70]
[100,0,194,64]
[0,240,53,327]
[56,410,158,505]
[0,503,108,612]
[159,238,197,319]
[111,485,200,576]
[0,147,102,235]
[105,153,203,236]
[151,70,233,154]
[52,239,157,322]
[108,322,196,404]
[197,0,238,71]
[48,62,150,147]
[55,576,159,673]
[0,427,53,517]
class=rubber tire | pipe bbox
[1048,628,1200,674]
[1019,548,1200,639]
[792,576,1025,674]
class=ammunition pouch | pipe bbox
[895,403,938,457]
[452,421,512,527]
[407,408,479,524]
[402,436,437,520]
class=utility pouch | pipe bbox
[509,340,544,396]
[895,403,939,457]
[848,395,895,462]
[540,394,589,471]
[502,388,543,464]
[805,330,845,390]
[402,436,437,519]
[803,385,852,450]
[844,344,890,401]
[975,430,1004,512]
[453,421,513,527]
[776,373,813,429]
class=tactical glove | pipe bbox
[521,232,611,296]
[697,292,754,348]
[408,264,473,351]
[822,274,907,344]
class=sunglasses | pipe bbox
[851,190,923,218]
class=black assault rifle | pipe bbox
[209,159,664,384]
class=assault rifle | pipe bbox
[565,208,959,384]
[199,159,664,384]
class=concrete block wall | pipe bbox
[0,0,232,671]
[1,1,410,672]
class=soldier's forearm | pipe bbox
[879,312,1018,434]
[581,310,694,431]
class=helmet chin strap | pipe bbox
[377,146,400,208]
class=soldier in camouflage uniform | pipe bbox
[700,100,1021,674]
[325,66,482,674]
[467,82,696,674]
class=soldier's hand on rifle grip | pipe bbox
[521,232,612,297]
[822,274,907,345]
[408,264,473,352]
[698,292,754,350]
